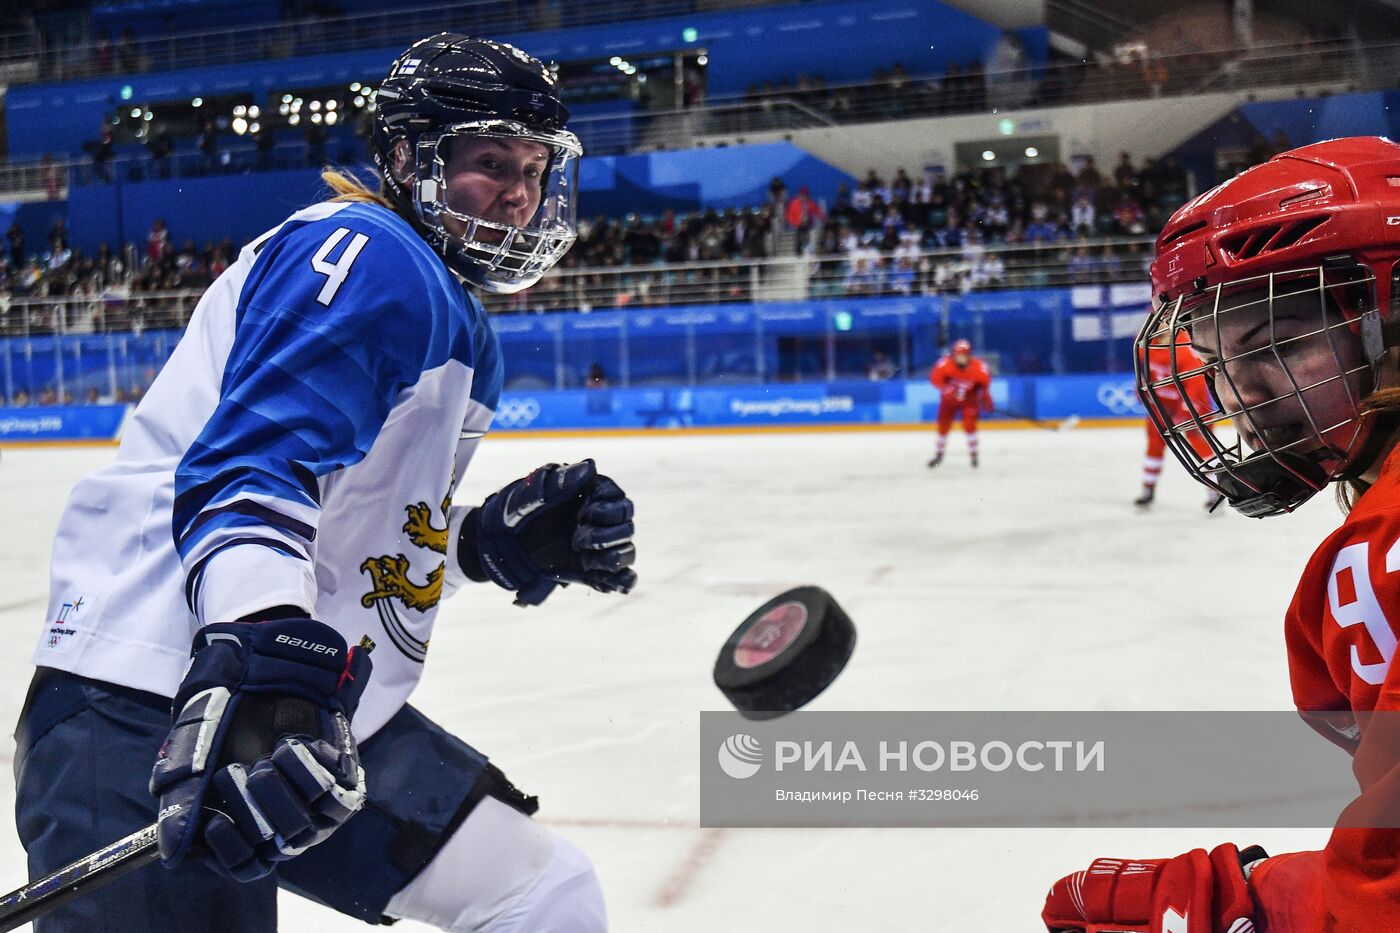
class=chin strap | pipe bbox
[1216,449,1332,518]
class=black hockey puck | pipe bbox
[713,586,856,720]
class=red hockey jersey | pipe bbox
[1144,342,1213,417]
[929,356,991,406]
[1249,444,1400,931]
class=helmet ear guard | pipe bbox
[387,137,414,185]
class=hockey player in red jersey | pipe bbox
[1044,137,1400,933]
[928,339,993,468]
[1134,338,1224,510]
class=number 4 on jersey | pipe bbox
[310,227,370,306]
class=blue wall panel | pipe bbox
[583,143,855,215]
[63,142,850,251]
[10,0,999,158]
[66,168,347,253]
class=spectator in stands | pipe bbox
[1069,244,1095,283]
[1159,156,1189,201]
[867,350,897,381]
[682,66,705,109]
[48,218,68,255]
[93,243,118,287]
[147,219,169,265]
[148,130,174,180]
[1113,152,1137,191]
[7,223,24,270]
[1024,202,1061,243]
[585,363,609,389]
[767,176,787,224]
[891,168,912,202]
[88,126,115,183]
[1095,244,1122,278]
[844,234,881,295]
[1076,155,1102,191]
[1112,193,1146,235]
[886,256,917,295]
[784,186,826,254]
[42,154,61,200]
[199,120,221,174]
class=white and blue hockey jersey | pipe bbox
[34,200,502,739]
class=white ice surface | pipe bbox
[0,427,1348,931]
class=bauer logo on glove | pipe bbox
[150,617,372,882]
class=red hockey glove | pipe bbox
[1043,843,1267,933]
[980,395,994,414]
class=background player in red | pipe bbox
[1135,337,1224,510]
[1043,137,1400,933]
[928,339,993,468]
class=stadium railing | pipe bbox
[0,0,805,85]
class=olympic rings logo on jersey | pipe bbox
[494,398,541,429]
[1096,381,1145,416]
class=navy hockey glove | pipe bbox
[150,617,372,881]
[461,459,638,606]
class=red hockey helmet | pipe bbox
[1138,136,1400,517]
[951,339,972,355]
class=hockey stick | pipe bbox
[0,696,316,930]
[0,825,159,931]
[996,408,1081,432]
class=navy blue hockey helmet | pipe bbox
[372,34,582,293]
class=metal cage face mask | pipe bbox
[1136,264,1380,517]
[410,119,581,294]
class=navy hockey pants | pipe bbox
[14,667,537,932]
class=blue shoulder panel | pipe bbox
[462,291,502,414]
[173,203,478,606]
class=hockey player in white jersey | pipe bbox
[15,34,634,932]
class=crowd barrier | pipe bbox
[0,372,1145,443]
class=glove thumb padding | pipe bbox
[546,459,598,504]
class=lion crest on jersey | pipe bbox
[359,494,450,662]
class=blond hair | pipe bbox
[320,168,394,209]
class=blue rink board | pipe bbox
[491,373,1144,431]
[0,375,1143,442]
[0,405,128,441]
